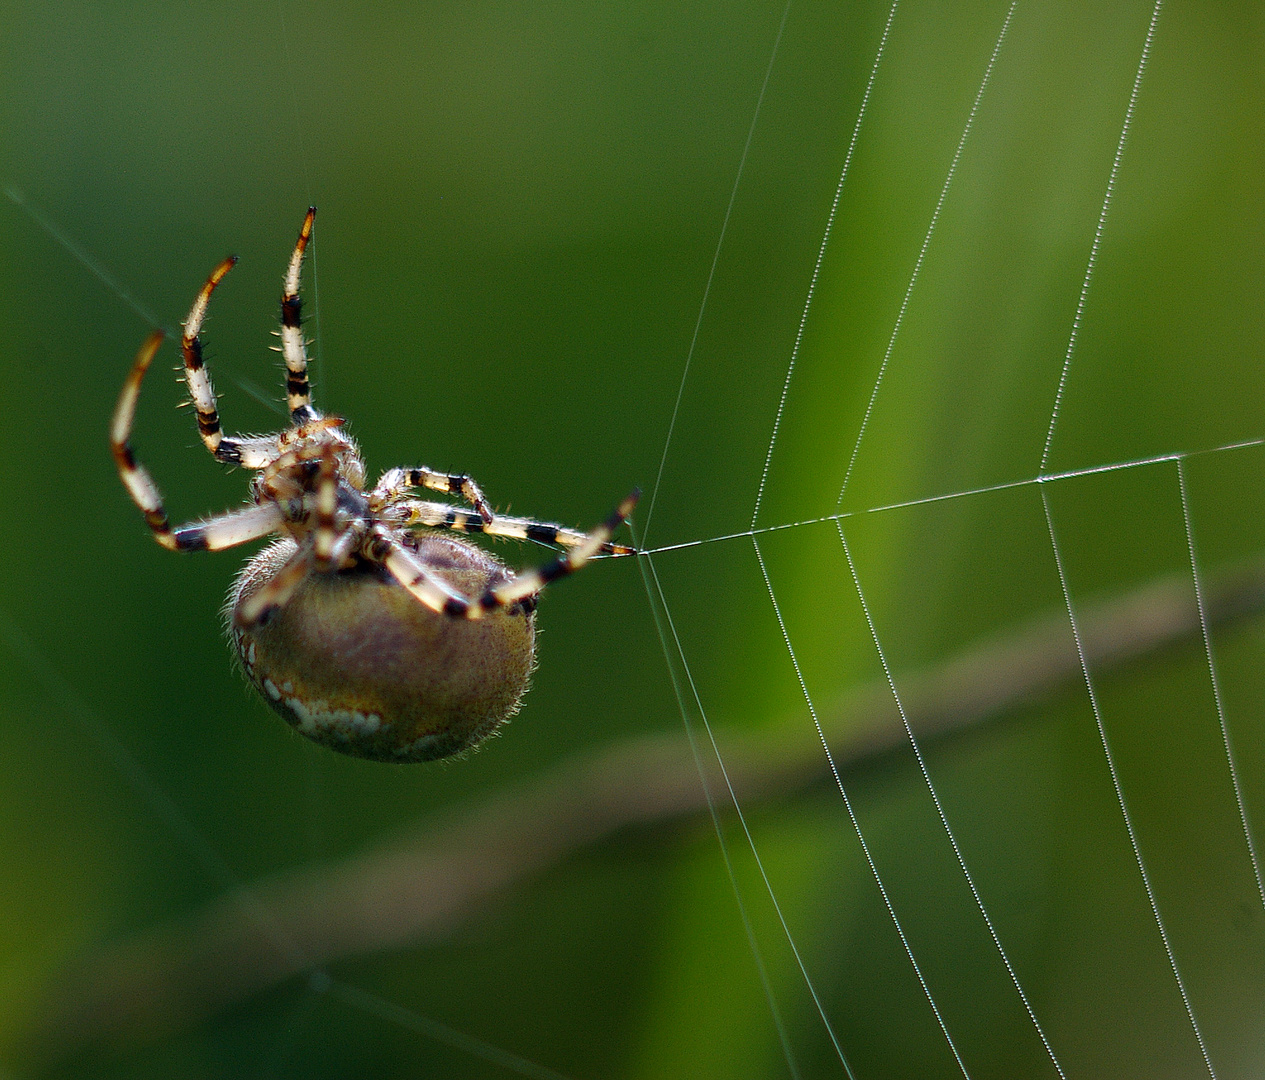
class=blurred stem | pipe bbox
[26,553,1265,1067]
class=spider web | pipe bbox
[637,0,1265,1076]
[3,1,1265,1078]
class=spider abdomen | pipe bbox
[228,536,536,761]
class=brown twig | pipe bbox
[25,554,1265,1066]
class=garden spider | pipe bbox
[112,208,638,761]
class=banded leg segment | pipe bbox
[172,503,285,552]
[474,489,640,614]
[312,445,356,571]
[181,255,247,463]
[395,500,635,556]
[234,540,315,626]
[382,489,639,620]
[281,207,317,422]
[113,332,178,547]
[374,466,495,524]
[113,332,285,552]
[374,530,479,617]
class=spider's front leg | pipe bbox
[179,255,288,469]
[311,445,362,572]
[112,331,285,552]
[280,207,318,423]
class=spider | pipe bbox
[112,208,638,761]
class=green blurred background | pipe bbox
[3,0,1265,1076]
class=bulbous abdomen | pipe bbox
[228,536,536,761]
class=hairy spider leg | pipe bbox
[112,331,285,551]
[374,530,490,618]
[374,465,497,525]
[380,489,639,619]
[477,489,640,612]
[234,541,317,626]
[393,499,635,556]
[312,445,360,571]
[281,207,318,423]
[180,255,278,468]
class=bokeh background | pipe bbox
[3,0,1265,1077]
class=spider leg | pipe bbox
[178,255,284,468]
[394,499,635,556]
[470,489,640,615]
[374,528,483,617]
[281,207,318,424]
[181,255,241,462]
[234,539,316,626]
[312,445,359,571]
[374,466,496,525]
[169,502,286,551]
[383,490,639,620]
[113,331,286,550]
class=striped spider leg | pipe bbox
[279,206,318,423]
[372,469,636,556]
[372,489,641,619]
[181,207,322,467]
[373,466,497,525]
[111,331,286,553]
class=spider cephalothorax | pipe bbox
[112,208,637,761]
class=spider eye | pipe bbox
[228,538,536,761]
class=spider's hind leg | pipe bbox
[374,528,483,617]
[394,500,636,557]
[381,489,639,620]
[473,489,640,614]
